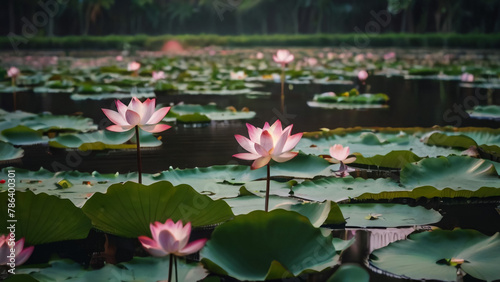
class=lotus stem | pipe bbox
[135,126,142,184]
[168,253,173,282]
[280,66,285,113]
[174,256,178,282]
[265,163,270,212]
[12,78,16,111]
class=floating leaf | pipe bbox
[370,229,500,281]
[400,156,500,190]
[327,264,369,282]
[82,181,234,238]
[1,125,46,145]
[353,150,423,169]
[17,257,207,281]
[0,191,92,245]
[201,210,338,281]
[0,141,24,161]
[340,203,442,228]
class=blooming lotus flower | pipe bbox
[273,49,294,67]
[461,73,474,82]
[102,97,171,133]
[358,70,368,81]
[138,219,207,257]
[116,55,123,61]
[354,54,364,62]
[230,70,247,80]
[326,144,356,177]
[233,120,303,170]
[0,234,34,266]
[256,52,264,59]
[152,71,166,81]
[307,57,318,67]
[127,61,141,72]
[384,52,396,61]
[7,67,20,78]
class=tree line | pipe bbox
[2,0,500,37]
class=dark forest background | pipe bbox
[2,0,500,37]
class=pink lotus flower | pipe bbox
[233,120,302,170]
[354,54,365,62]
[0,234,34,266]
[256,52,264,59]
[7,67,20,78]
[307,57,318,67]
[138,219,207,257]
[230,71,247,80]
[127,61,141,72]
[273,49,294,67]
[358,70,368,81]
[116,55,123,61]
[384,52,396,61]
[102,97,171,133]
[152,71,166,81]
[326,144,356,177]
[461,73,474,82]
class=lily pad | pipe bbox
[370,229,500,281]
[400,156,500,190]
[1,125,47,145]
[339,203,442,228]
[224,195,345,227]
[49,130,162,150]
[0,141,24,161]
[0,191,92,245]
[168,104,256,121]
[82,181,234,238]
[20,113,97,132]
[468,105,500,120]
[201,209,339,281]
[17,257,208,282]
[353,150,423,169]
[327,264,369,282]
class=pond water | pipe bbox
[1,50,500,282]
[5,75,499,173]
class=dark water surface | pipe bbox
[4,75,498,173]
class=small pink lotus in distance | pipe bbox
[116,55,123,61]
[256,52,264,59]
[127,61,141,72]
[138,219,207,257]
[307,57,318,67]
[7,67,20,78]
[273,49,294,67]
[326,144,356,177]
[230,70,247,80]
[358,70,368,82]
[102,97,171,133]
[327,52,335,60]
[152,71,166,81]
[384,52,396,61]
[354,54,364,62]
[233,120,302,170]
[0,234,34,266]
[461,73,474,82]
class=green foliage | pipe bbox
[0,191,92,245]
[82,181,234,237]
[371,229,500,281]
[201,210,339,281]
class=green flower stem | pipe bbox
[168,254,173,282]
[265,163,270,212]
[174,256,178,282]
[12,77,16,111]
[280,66,285,113]
[135,126,142,184]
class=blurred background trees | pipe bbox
[2,0,500,36]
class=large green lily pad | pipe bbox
[327,264,369,282]
[224,195,345,227]
[370,229,500,281]
[339,203,442,228]
[400,156,500,190]
[82,181,234,238]
[17,257,208,281]
[0,141,24,161]
[49,130,162,150]
[168,103,256,121]
[201,209,339,281]
[0,191,92,245]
